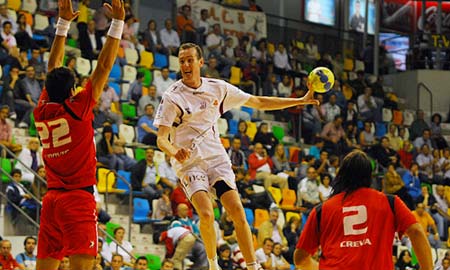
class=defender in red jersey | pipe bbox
[294,150,433,270]
[33,1,125,269]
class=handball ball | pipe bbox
[308,67,335,93]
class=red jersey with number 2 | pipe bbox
[296,188,417,270]
[33,80,97,189]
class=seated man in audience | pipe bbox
[401,162,422,202]
[371,136,401,169]
[161,259,175,270]
[228,138,246,172]
[15,137,42,184]
[248,143,288,190]
[15,236,37,270]
[138,85,160,116]
[100,84,122,125]
[416,144,435,181]
[109,253,124,270]
[154,67,175,98]
[432,185,449,240]
[0,105,22,154]
[320,94,341,123]
[130,148,162,200]
[133,256,148,270]
[411,202,441,249]
[160,19,180,55]
[320,115,346,155]
[6,169,38,223]
[15,65,42,128]
[255,238,276,270]
[235,169,273,210]
[0,240,21,270]
[127,71,144,104]
[357,87,380,122]
[413,128,434,150]
[171,203,200,236]
[158,154,177,189]
[137,104,158,146]
[257,208,288,249]
[297,166,321,209]
[202,56,220,79]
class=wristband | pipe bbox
[107,19,124,40]
[55,17,71,37]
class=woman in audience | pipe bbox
[395,250,418,270]
[272,242,291,270]
[282,216,301,263]
[387,124,402,151]
[384,163,415,209]
[108,227,134,267]
[154,188,173,220]
[96,126,121,170]
[234,120,252,156]
[272,144,297,189]
[142,19,167,55]
[318,173,332,201]
[219,211,238,247]
[31,165,47,200]
[253,122,278,156]
[398,140,414,169]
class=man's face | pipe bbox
[162,262,174,270]
[29,139,40,151]
[161,68,170,79]
[146,149,154,163]
[148,86,157,97]
[262,240,273,255]
[381,138,389,148]
[111,255,124,270]
[165,20,172,30]
[145,105,154,116]
[24,239,36,254]
[209,58,217,69]
[179,47,204,86]
[31,50,40,60]
[12,173,21,182]
[178,204,189,218]
[3,23,11,35]
[135,259,148,270]
[254,143,264,156]
[0,241,11,257]
[0,5,7,16]
[26,67,35,79]
[0,108,8,120]
[88,20,96,32]
[307,168,317,180]
[232,139,241,150]
[423,130,430,140]
[436,186,445,197]
[269,211,278,224]
[416,204,425,216]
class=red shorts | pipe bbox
[37,189,98,260]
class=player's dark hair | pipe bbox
[179,43,203,60]
[330,150,372,198]
[45,67,76,104]
[23,236,36,246]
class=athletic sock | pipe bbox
[209,256,220,270]
[246,261,263,270]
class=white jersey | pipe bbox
[154,78,251,172]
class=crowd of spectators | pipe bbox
[1,0,450,269]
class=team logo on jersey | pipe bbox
[200,101,207,110]
[213,100,218,106]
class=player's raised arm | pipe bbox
[47,0,80,72]
[90,0,125,101]
[244,88,319,110]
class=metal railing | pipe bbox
[417,82,434,115]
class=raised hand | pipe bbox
[103,0,125,21]
[301,87,320,106]
[58,0,80,21]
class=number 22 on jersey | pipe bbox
[35,118,72,149]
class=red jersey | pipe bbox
[33,80,97,189]
[296,188,417,270]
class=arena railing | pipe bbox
[417,82,434,116]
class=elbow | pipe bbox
[293,248,309,266]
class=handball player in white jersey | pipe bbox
[154,43,319,270]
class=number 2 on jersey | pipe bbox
[35,118,72,149]
[342,205,368,236]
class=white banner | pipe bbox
[177,0,267,40]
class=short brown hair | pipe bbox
[179,43,203,60]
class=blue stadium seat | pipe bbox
[109,64,122,81]
[228,119,238,135]
[244,207,254,228]
[116,170,143,196]
[241,106,253,118]
[109,82,121,97]
[133,198,153,224]
[375,122,387,138]
[169,71,177,80]
[153,53,168,69]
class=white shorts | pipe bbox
[175,155,236,199]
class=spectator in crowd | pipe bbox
[318,173,332,201]
[176,5,196,43]
[170,183,194,218]
[321,93,341,123]
[202,56,221,79]
[305,35,319,62]
[410,110,430,141]
[195,9,212,45]
[154,67,175,98]
[432,185,449,240]
[137,104,158,146]
[412,202,441,249]
[171,203,200,235]
[93,102,111,130]
[255,238,275,270]
[297,166,321,209]
[78,19,103,60]
[234,120,252,155]
[439,148,450,183]
[234,35,251,68]
[417,185,437,212]
[431,113,448,149]
[320,115,346,155]
[257,208,288,248]
[372,136,401,169]
[252,38,269,65]
[65,56,80,83]
[342,100,358,126]
[303,103,323,143]
[161,259,175,270]
[127,71,144,104]
[0,105,22,153]
[134,256,148,270]
[316,53,333,72]
[272,144,297,187]
[130,148,162,200]
[121,15,140,50]
[357,87,380,122]
[219,211,238,246]
[14,137,42,183]
[273,43,291,75]
[108,227,134,267]
[272,242,291,270]
[15,236,37,270]
[0,4,17,32]
[396,250,418,270]
[158,154,178,189]
[154,188,173,220]
[248,143,288,190]
[413,129,434,151]
[160,226,208,270]
[107,253,124,270]
[15,65,42,128]
[1,66,19,118]
[384,163,415,209]
[29,49,46,82]
[402,162,422,202]
[282,216,301,263]
[96,125,123,171]
[277,74,292,98]
[436,258,450,270]
[1,21,17,49]
[100,84,122,125]
[142,19,167,55]
[31,165,47,200]
[217,244,233,270]
[253,122,278,156]
[359,121,376,152]
[309,139,324,160]
[160,19,180,55]
[235,169,273,210]
[398,140,414,169]
[416,144,434,182]
[206,24,223,59]
[386,124,402,151]
[58,256,70,270]
[0,240,22,270]
[6,169,38,223]
[228,138,246,172]
[138,85,160,116]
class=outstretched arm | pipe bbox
[244,88,319,110]
[48,0,80,72]
[90,0,125,101]
[406,223,433,270]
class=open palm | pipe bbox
[58,0,80,21]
